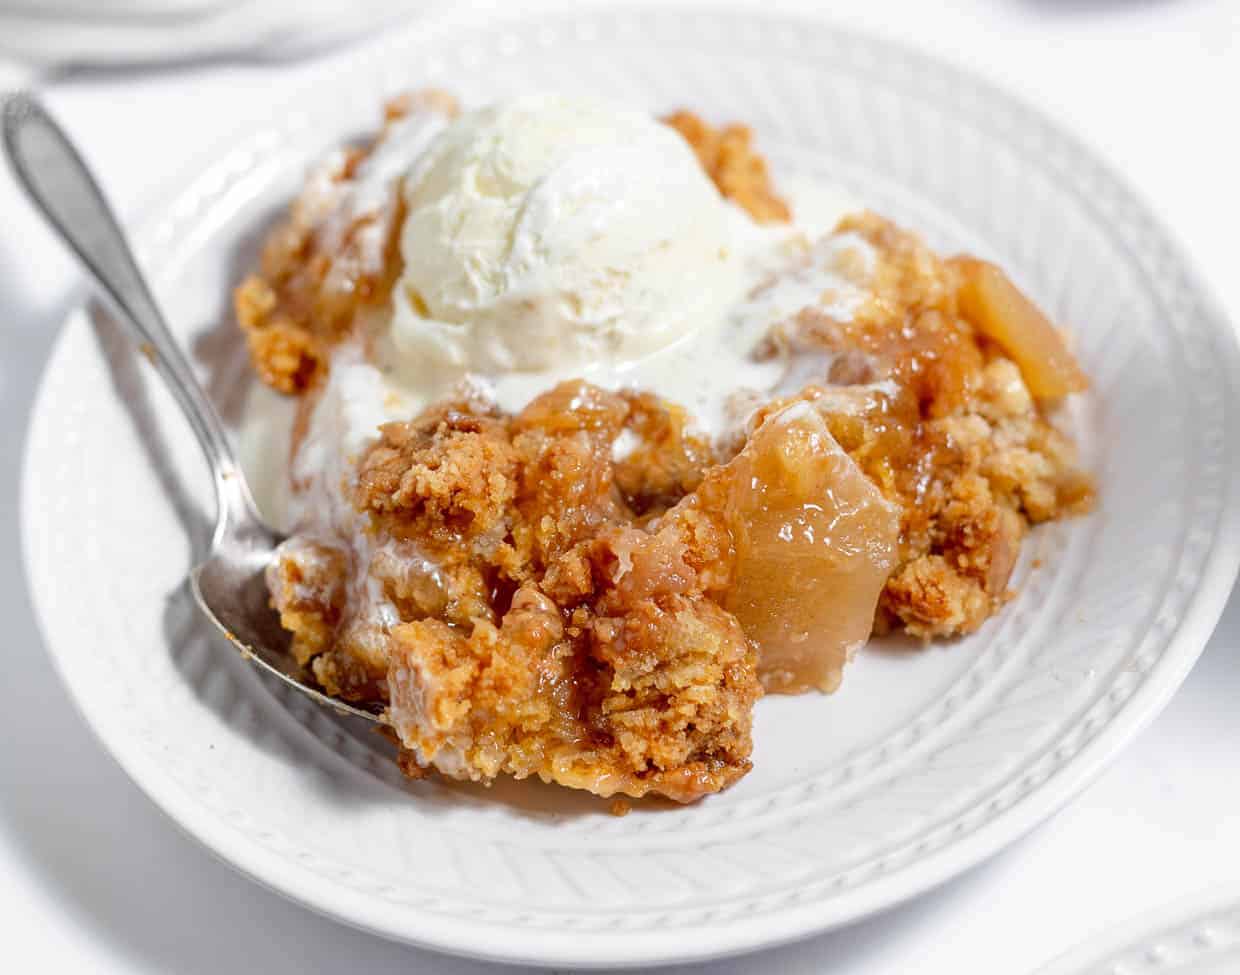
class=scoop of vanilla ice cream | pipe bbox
[389,94,743,378]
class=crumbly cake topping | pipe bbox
[663,111,792,224]
[236,91,458,393]
[273,382,759,800]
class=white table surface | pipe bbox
[2,1,1237,971]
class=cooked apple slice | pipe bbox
[720,403,900,694]
[954,257,1089,398]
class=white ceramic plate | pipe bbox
[22,6,1240,968]
[1037,889,1240,975]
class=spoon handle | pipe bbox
[3,92,250,517]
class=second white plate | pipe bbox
[1037,889,1240,975]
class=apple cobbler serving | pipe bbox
[236,91,1093,803]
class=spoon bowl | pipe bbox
[191,511,387,720]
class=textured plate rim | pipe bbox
[1033,886,1240,975]
[19,5,1240,968]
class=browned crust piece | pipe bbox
[347,384,758,801]
[664,110,792,224]
[235,91,458,393]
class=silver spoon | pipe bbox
[3,92,384,724]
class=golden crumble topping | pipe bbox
[236,91,458,393]
[271,383,760,801]
[664,110,792,224]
